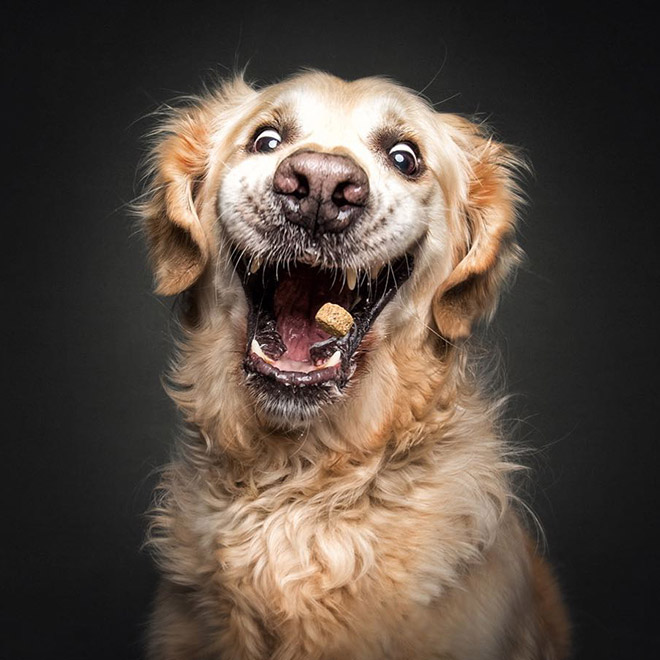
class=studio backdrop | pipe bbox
[3,2,658,659]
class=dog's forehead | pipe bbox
[271,77,424,140]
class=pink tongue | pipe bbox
[273,268,349,362]
[278,312,329,362]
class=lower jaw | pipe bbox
[243,340,355,424]
[245,353,344,386]
[244,368,344,425]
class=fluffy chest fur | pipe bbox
[150,403,512,659]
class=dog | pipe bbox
[139,71,570,659]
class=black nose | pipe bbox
[272,150,369,234]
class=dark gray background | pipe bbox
[3,1,658,658]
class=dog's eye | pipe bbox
[253,128,283,153]
[388,143,419,176]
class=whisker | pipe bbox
[416,45,448,99]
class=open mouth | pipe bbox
[233,251,414,416]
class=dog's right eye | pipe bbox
[253,128,282,153]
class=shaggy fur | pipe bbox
[139,71,570,659]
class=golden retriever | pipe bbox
[139,71,570,659]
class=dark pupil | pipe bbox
[392,150,415,174]
[256,135,279,152]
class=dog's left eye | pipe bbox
[388,143,419,176]
[253,128,283,153]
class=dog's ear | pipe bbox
[432,115,524,341]
[139,78,254,296]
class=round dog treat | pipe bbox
[315,303,354,337]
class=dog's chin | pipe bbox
[231,250,414,427]
[245,373,340,427]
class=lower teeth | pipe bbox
[251,340,341,371]
[250,339,273,363]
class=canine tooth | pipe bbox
[346,267,357,291]
[250,257,262,274]
[370,262,384,280]
[323,350,342,368]
[250,339,273,363]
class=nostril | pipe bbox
[292,174,309,199]
[334,182,367,207]
[273,164,309,199]
[331,183,348,208]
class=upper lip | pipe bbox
[234,252,414,388]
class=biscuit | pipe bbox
[315,303,354,337]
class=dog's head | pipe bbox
[140,72,522,429]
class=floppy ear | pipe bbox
[139,77,255,296]
[140,104,213,296]
[432,115,524,341]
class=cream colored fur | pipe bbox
[139,72,570,660]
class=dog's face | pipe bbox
[141,73,521,428]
